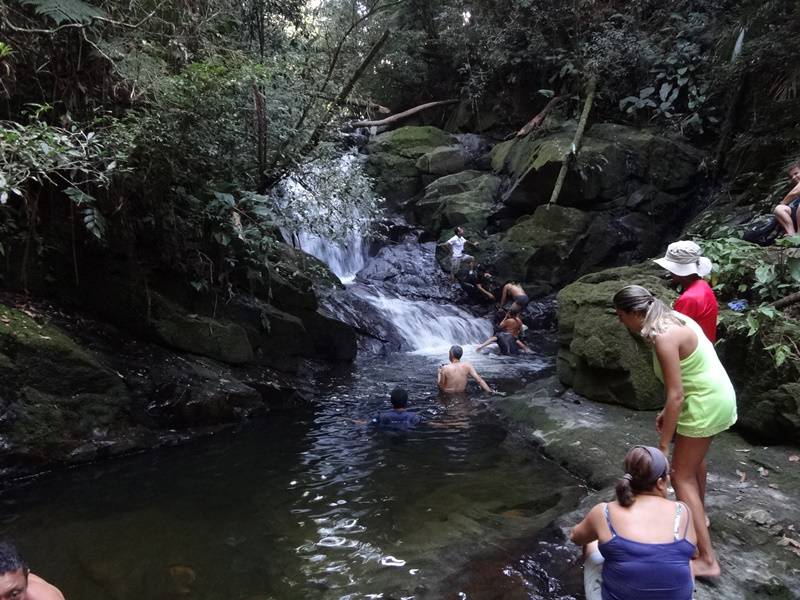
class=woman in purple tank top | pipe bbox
[570,446,697,600]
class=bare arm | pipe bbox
[499,284,509,307]
[437,366,446,390]
[570,504,602,546]
[476,283,495,300]
[781,180,800,204]
[468,364,493,393]
[654,333,686,452]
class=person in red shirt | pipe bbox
[653,241,718,342]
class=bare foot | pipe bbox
[692,556,721,580]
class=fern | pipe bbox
[17,0,106,25]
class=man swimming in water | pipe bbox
[0,541,65,600]
[372,388,421,429]
[437,345,502,394]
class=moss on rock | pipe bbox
[556,263,676,409]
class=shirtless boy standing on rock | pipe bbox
[437,345,503,395]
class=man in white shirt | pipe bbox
[440,226,477,281]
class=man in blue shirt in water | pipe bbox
[371,388,421,429]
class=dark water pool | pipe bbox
[0,348,585,599]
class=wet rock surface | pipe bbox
[0,294,316,477]
[495,376,800,600]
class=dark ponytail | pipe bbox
[615,474,635,507]
[614,446,668,507]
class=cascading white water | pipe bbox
[352,289,492,354]
[731,27,746,63]
[293,230,367,283]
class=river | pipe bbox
[0,222,587,599]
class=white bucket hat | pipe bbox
[653,240,712,277]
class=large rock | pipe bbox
[415,145,468,176]
[491,123,704,213]
[482,204,591,291]
[414,170,500,237]
[716,314,800,443]
[556,263,676,409]
[364,126,457,206]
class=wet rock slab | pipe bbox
[495,376,800,600]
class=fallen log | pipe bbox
[350,99,458,129]
[516,95,564,137]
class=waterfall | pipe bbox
[349,288,493,354]
[293,230,367,284]
[731,27,746,63]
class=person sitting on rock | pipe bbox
[437,345,501,394]
[464,265,496,303]
[653,240,718,342]
[475,309,530,355]
[439,226,478,282]
[0,541,65,600]
[613,285,736,581]
[773,162,800,236]
[571,445,696,600]
[498,281,529,312]
[371,388,421,429]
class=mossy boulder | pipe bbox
[716,314,800,443]
[415,145,468,176]
[415,170,500,238]
[486,205,591,290]
[0,305,122,397]
[491,123,703,213]
[364,126,457,206]
[556,263,676,410]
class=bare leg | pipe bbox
[774,205,796,235]
[475,336,497,352]
[672,434,719,578]
[698,457,709,527]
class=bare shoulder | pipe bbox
[28,574,66,600]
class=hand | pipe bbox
[655,411,664,433]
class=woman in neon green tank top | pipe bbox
[613,284,736,583]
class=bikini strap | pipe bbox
[603,503,618,538]
[682,503,692,539]
[673,503,683,540]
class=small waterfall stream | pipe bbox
[293,219,492,353]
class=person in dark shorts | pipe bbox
[498,281,529,312]
[773,162,800,236]
[475,309,530,355]
[371,388,421,429]
[0,541,65,600]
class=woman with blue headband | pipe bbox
[571,445,697,600]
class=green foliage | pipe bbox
[705,235,800,371]
[703,236,800,303]
[17,0,106,25]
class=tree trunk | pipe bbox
[350,99,458,129]
[297,29,391,157]
[546,76,597,208]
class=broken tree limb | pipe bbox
[773,291,800,309]
[350,99,459,129]
[516,95,565,137]
[546,76,597,208]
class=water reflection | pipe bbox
[0,350,581,599]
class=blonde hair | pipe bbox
[612,285,684,340]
